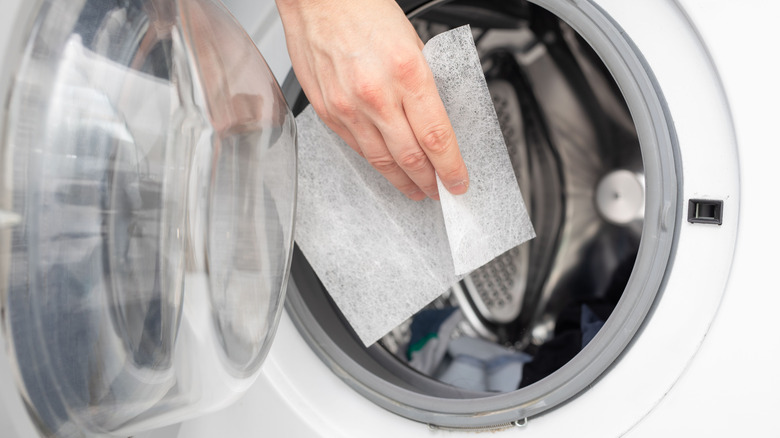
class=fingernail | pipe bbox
[447,179,469,195]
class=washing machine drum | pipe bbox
[282,0,678,430]
[0,0,296,435]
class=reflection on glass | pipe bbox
[0,0,295,435]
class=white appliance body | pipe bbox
[2,0,779,437]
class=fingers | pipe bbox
[277,0,468,200]
[368,49,467,199]
[312,86,428,201]
[399,58,469,195]
[332,57,467,200]
[359,124,428,201]
[311,57,469,200]
[370,100,440,200]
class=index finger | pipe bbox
[401,73,469,195]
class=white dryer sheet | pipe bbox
[295,25,535,346]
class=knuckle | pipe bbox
[366,155,399,173]
[353,79,386,109]
[419,125,454,155]
[393,54,427,91]
[397,149,430,172]
[328,94,357,119]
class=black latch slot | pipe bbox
[687,199,723,225]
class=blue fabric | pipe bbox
[407,307,459,360]
[580,304,606,347]
[436,336,532,392]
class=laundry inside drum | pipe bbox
[286,0,646,401]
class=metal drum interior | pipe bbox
[283,0,677,429]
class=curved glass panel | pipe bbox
[0,0,295,435]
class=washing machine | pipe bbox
[1,0,778,437]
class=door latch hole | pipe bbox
[687,199,723,225]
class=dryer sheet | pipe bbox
[295,25,535,346]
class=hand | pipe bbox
[275,0,469,200]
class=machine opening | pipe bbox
[372,4,643,391]
[284,0,678,429]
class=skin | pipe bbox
[275,0,469,200]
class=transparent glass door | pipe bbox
[0,0,296,435]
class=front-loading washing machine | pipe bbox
[1,0,778,437]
